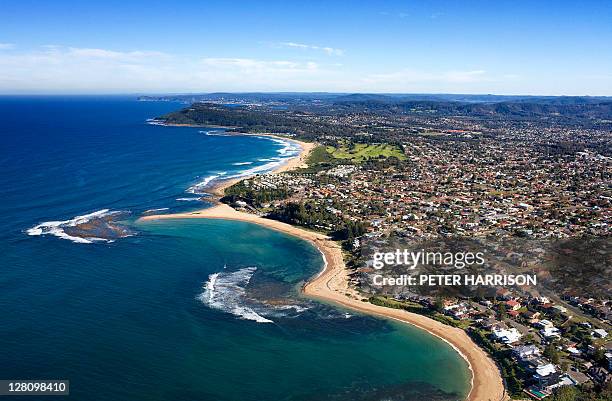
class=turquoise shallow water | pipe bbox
[0,97,470,400]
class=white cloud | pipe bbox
[279,42,344,56]
[67,47,169,60]
[0,46,329,93]
[200,58,310,70]
[0,45,607,95]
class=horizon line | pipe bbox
[1,91,611,98]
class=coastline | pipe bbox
[152,121,316,199]
[206,135,316,198]
[138,136,507,401]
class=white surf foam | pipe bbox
[176,197,202,202]
[146,119,166,126]
[199,130,230,136]
[275,141,300,158]
[272,304,310,313]
[144,207,169,213]
[27,209,120,244]
[226,136,300,179]
[184,136,300,195]
[226,160,286,180]
[205,273,219,303]
[198,267,273,324]
[257,137,301,158]
[186,172,227,194]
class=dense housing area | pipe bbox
[151,93,611,400]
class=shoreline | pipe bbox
[137,134,507,401]
[206,134,316,198]
[151,121,239,129]
[139,204,506,401]
[155,121,316,199]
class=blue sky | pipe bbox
[1,0,611,95]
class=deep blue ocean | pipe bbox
[0,96,470,401]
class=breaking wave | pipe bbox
[183,135,301,195]
[198,267,274,324]
[143,207,169,213]
[27,209,131,244]
[269,138,301,158]
[176,197,202,202]
[145,118,165,126]
[225,160,284,179]
[186,172,227,194]
[199,130,231,136]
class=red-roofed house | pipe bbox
[506,300,521,311]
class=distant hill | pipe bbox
[138,92,341,104]
[329,99,612,121]
[139,92,612,105]
[142,92,612,123]
[332,93,612,104]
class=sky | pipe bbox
[1,0,611,95]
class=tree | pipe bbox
[434,297,445,312]
[544,343,560,364]
[550,386,578,401]
[593,347,606,365]
[560,360,570,372]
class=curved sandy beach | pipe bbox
[205,136,316,198]
[139,204,507,401]
[138,135,507,401]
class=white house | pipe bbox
[492,327,522,344]
[592,329,608,339]
[535,319,554,329]
[535,363,557,378]
[513,344,541,360]
[541,327,561,338]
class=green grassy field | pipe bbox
[326,142,406,162]
[306,145,335,165]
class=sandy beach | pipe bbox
[204,135,315,198]
[138,139,507,401]
[152,122,316,196]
